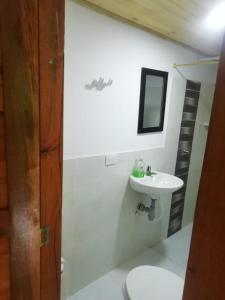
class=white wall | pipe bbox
[62,1,218,299]
[64,0,217,159]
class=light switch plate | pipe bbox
[105,154,117,166]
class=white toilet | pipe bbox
[123,266,184,300]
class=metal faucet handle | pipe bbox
[146,165,152,176]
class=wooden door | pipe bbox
[183,35,225,299]
[0,0,64,299]
[39,1,64,299]
[0,26,11,300]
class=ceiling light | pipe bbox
[207,2,225,30]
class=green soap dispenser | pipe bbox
[132,159,145,178]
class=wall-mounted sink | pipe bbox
[130,172,184,196]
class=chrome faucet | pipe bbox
[146,165,152,176]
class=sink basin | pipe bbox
[130,172,184,196]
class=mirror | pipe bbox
[138,68,168,133]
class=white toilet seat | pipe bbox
[124,266,184,300]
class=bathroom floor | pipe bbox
[68,223,193,300]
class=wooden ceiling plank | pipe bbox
[82,0,223,55]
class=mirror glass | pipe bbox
[138,68,168,133]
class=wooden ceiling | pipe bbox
[81,0,224,56]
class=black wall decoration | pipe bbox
[168,80,201,236]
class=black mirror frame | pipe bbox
[137,67,168,134]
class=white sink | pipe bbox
[130,172,184,196]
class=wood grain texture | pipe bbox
[0,6,10,300]
[81,0,223,55]
[40,150,63,300]
[0,117,7,210]
[0,239,10,300]
[183,35,225,299]
[0,42,3,113]
[0,117,6,160]
[0,210,10,238]
[0,38,7,210]
[0,0,40,299]
[39,0,64,299]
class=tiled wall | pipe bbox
[61,149,173,299]
[168,80,201,236]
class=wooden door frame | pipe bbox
[0,0,64,299]
[39,1,64,299]
[1,1,41,299]
[39,0,65,300]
